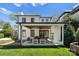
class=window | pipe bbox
[46,19,49,22]
[22,18,26,22]
[39,30,49,38]
[30,30,35,37]
[22,30,26,37]
[31,18,34,23]
[41,19,44,22]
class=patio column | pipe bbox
[18,23,22,46]
[62,25,64,44]
[18,24,20,40]
[35,28,39,36]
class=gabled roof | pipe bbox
[70,5,79,14]
[56,11,71,22]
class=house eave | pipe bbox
[70,6,79,15]
[16,22,65,24]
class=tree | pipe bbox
[75,28,79,44]
[10,13,17,20]
[2,22,13,37]
[71,20,79,31]
[3,29,12,37]
[64,25,75,47]
[0,33,4,38]
[3,22,11,29]
[65,15,79,31]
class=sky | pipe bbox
[0,3,77,27]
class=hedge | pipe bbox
[0,33,4,38]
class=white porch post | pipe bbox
[35,28,39,36]
[18,23,22,46]
[18,24,21,40]
[62,25,64,44]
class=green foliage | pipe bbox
[64,25,75,47]
[11,34,17,40]
[2,22,13,37]
[64,15,73,24]
[3,22,11,29]
[10,13,17,20]
[0,33,4,38]
[2,29,12,37]
[75,28,79,43]
[0,30,3,33]
[65,15,79,31]
[71,20,79,31]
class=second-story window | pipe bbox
[46,19,49,22]
[42,19,44,22]
[31,18,34,23]
[22,18,26,22]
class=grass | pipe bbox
[0,46,76,56]
[0,40,13,45]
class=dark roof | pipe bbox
[70,6,79,14]
[56,11,70,22]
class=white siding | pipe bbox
[22,26,30,40]
[71,11,79,20]
[18,16,53,22]
[51,24,63,44]
[40,18,51,22]
[18,16,40,22]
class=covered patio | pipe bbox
[18,23,64,46]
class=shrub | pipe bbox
[64,25,75,47]
[75,28,79,43]
[3,22,11,29]
[0,33,4,38]
[11,34,17,40]
[3,29,12,37]
[0,30,3,33]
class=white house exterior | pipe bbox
[0,25,3,31]
[15,14,64,46]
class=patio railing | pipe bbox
[22,39,53,45]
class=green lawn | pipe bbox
[0,46,76,56]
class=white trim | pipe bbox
[62,25,64,44]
